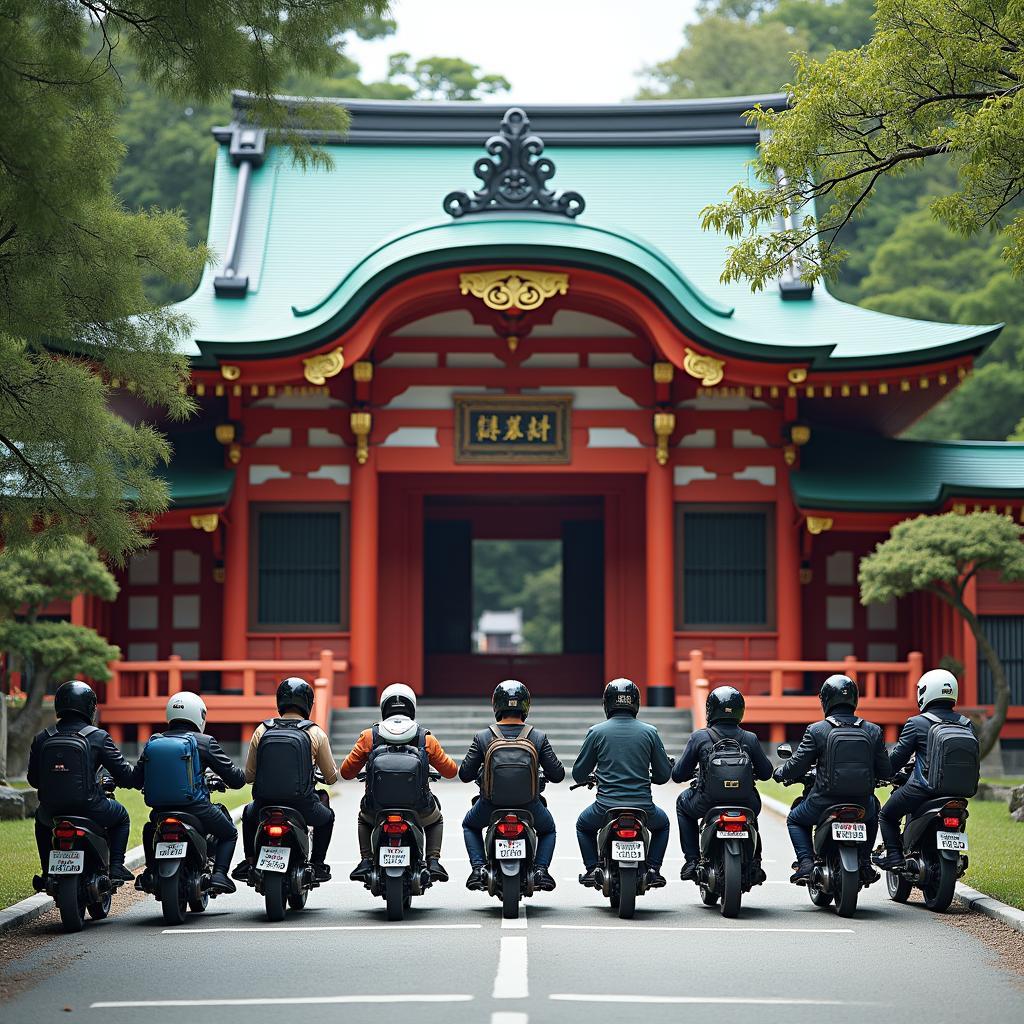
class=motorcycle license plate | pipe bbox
[716,830,749,839]
[496,839,526,860]
[937,831,968,852]
[48,850,84,875]
[612,840,644,862]
[155,841,187,859]
[831,822,867,842]
[379,846,411,867]
[256,846,291,873]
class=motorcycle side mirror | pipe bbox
[776,743,793,759]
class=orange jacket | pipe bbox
[340,727,458,781]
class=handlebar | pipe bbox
[204,770,227,793]
[570,775,597,791]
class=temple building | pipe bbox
[86,95,1024,760]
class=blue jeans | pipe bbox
[786,791,878,865]
[462,797,556,868]
[576,801,670,870]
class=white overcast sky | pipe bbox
[346,0,700,103]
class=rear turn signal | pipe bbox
[497,815,525,839]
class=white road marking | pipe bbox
[550,995,884,1006]
[493,936,529,999]
[161,924,482,935]
[492,1014,529,1024]
[91,995,473,1008]
[502,904,528,929]
[542,924,853,934]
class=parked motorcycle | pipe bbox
[777,743,870,918]
[141,772,229,925]
[45,774,126,933]
[883,766,969,913]
[691,785,764,917]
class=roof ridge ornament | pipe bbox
[443,107,585,219]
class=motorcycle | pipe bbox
[357,769,442,921]
[247,768,328,922]
[141,772,230,925]
[777,743,871,918]
[882,766,969,913]
[45,774,126,933]
[571,775,651,919]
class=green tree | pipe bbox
[859,512,1024,758]
[1,1,388,559]
[0,538,120,776]
[386,54,511,101]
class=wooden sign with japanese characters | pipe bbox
[454,395,572,463]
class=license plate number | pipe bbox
[716,830,749,839]
[831,822,867,842]
[496,839,526,860]
[256,846,291,873]
[937,830,968,852]
[155,842,187,859]
[379,846,411,867]
[48,850,84,875]
[611,840,644,862]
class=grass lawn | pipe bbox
[757,780,1024,910]
[0,786,251,911]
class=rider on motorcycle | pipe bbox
[573,678,673,890]
[674,685,774,881]
[873,668,979,871]
[773,674,889,884]
[234,677,339,883]
[27,680,135,891]
[459,680,564,893]
[133,691,246,894]
[341,683,459,884]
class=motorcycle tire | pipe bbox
[699,885,719,906]
[87,888,112,921]
[617,867,637,920]
[923,857,956,913]
[720,851,742,919]
[264,873,288,922]
[502,866,521,920]
[886,869,912,903]
[835,862,860,918]
[57,877,84,933]
[385,873,405,921]
[160,872,188,926]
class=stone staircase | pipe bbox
[330,699,693,766]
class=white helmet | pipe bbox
[916,669,958,711]
[166,691,207,733]
[378,714,418,745]
[380,682,417,720]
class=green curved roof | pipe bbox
[173,97,999,369]
[792,430,1024,512]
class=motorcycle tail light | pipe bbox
[718,812,748,833]
[382,814,410,835]
[836,806,865,822]
[265,824,290,838]
[497,815,525,839]
[942,816,961,829]
[615,827,639,839]
[54,822,85,839]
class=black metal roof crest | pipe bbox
[443,107,585,219]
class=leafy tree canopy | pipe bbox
[386,54,511,101]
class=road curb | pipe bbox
[0,802,248,938]
[760,791,1024,936]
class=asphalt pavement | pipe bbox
[3,778,1023,1024]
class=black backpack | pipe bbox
[253,719,316,803]
[37,724,99,810]
[364,726,430,810]
[922,713,979,797]
[481,724,539,806]
[700,727,755,804]
[820,717,876,798]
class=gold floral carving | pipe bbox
[350,411,372,466]
[806,516,833,535]
[190,513,219,533]
[303,346,345,385]
[459,270,569,312]
[653,411,676,467]
[787,368,808,384]
[682,348,725,387]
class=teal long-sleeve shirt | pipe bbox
[572,714,673,810]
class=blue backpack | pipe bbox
[142,733,207,807]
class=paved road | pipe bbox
[4,779,1023,1024]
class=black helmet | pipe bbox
[603,677,640,718]
[54,680,97,723]
[819,674,859,715]
[493,679,531,721]
[706,685,745,725]
[276,677,314,718]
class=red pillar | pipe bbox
[776,474,802,661]
[645,459,675,704]
[349,452,379,706]
[222,462,249,661]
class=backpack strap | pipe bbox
[922,711,942,725]
[262,718,277,730]
[707,726,722,744]
[418,727,428,750]
[45,725,58,738]
[488,723,504,741]
[78,724,98,737]
[295,719,316,731]
[957,714,972,727]
[517,724,533,742]
[825,716,861,728]
[370,724,381,748]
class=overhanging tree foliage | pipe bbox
[859,511,1024,759]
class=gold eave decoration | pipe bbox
[682,348,725,387]
[459,270,569,312]
[303,346,345,385]
[806,515,833,535]
[190,513,219,533]
[787,367,808,384]
[653,411,676,467]
[220,365,241,381]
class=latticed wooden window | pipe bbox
[979,615,1024,705]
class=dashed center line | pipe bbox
[493,936,529,999]
[161,924,482,935]
[550,995,884,1006]
[91,995,474,1008]
[542,924,854,934]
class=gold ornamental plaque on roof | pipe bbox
[454,394,572,464]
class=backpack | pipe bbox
[253,719,316,803]
[141,733,207,808]
[922,713,980,797]
[37,724,98,810]
[700,727,755,804]
[364,726,430,810]
[481,724,539,806]
[821,716,876,798]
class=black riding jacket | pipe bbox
[459,720,565,787]
[888,702,976,782]
[132,723,246,800]
[775,707,890,796]
[27,717,135,806]
[673,722,774,788]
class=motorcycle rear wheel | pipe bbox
[834,861,860,918]
[160,873,188,926]
[699,885,719,906]
[264,873,288,922]
[886,869,912,903]
[720,851,742,919]
[188,874,209,914]
[57,877,84,933]
[923,857,956,912]
[385,873,405,921]
[501,866,521,920]
[617,867,637,920]
[87,887,112,920]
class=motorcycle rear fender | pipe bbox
[837,845,860,874]
[384,866,406,878]
[812,804,867,856]
[698,807,758,857]
[500,861,521,877]
[52,817,110,868]
[902,801,953,852]
[157,858,181,880]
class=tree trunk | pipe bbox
[0,691,7,784]
[5,663,53,778]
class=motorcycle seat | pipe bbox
[148,809,204,830]
[259,805,308,830]
[488,808,535,826]
[703,805,757,822]
[49,814,108,835]
[602,807,648,825]
[815,802,868,826]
